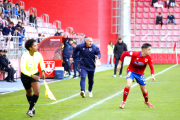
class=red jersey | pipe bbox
[120,51,154,75]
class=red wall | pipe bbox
[14,0,117,64]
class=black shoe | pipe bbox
[12,80,17,82]
[6,80,12,82]
[4,77,8,80]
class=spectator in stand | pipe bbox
[3,0,8,10]
[11,3,19,17]
[15,21,22,28]
[13,27,24,47]
[151,0,158,6]
[166,12,176,25]
[154,1,164,8]
[0,0,9,17]
[54,28,62,36]
[2,21,14,35]
[37,34,42,43]
[63,38,73,78]
[170,0,176,7]
[29,11,37,28]
[156,13,163,26]
[7,0,12,9]
[18,6,26,22]
[20,23,25,36]
[165,0,170,8]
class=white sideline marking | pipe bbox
[63,64,177,120]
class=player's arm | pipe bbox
[148,58,155,81]
[95,47,101,59]
[117,51,133,72]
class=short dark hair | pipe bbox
[159,13,161,15]
[15,27,20,31]
[25,39,36,51]
[9,22,14,25]
[38,33,41,36]
[18,21,21,24]
[73,42,77,45]
[118,37,122,40]
[69,38,73,41]
[141,43,152,49]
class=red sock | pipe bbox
[143,91,148,102]
[123,87,130,102]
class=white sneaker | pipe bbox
[32,107,36,114]
[113,75,116,77]
[89,91,93,97]
[69,75,73,78]
[119,75,122,77]
[80,91,85,98]
[26,110,33,117]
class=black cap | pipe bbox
[4,50,7,52]
[0,50,2,52]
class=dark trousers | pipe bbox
[63,57,71,75]
[4,67,14,81]
[156,20,163,27]
[80,68,94,92]
[73,61,80,77]
[114,58,124,75]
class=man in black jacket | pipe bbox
[0,50,15,82]
[156,13,163,27]
[113,38,127,77]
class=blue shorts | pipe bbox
[126,71,146,86]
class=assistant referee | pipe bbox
[21,39,45,117]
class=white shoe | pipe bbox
[89,91,93,97]
[113,75,116,77]
[32,107,36,114]
[69,75,73,78]
[119,75,122,77]
[26,110,33,117]
[80,91,85,98]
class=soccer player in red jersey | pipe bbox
[117,43,155,109]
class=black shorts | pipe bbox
[21,72,40,90]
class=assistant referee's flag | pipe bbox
[43,79,56,101]
[173,42,176,51]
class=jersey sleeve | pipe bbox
[148,56,154,75]
[120,51,135,62]
[20,54,31,77]
[39,53,45,71]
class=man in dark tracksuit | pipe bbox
[63,38,73,77]
[113,38,127,77]
[72,42,80,78]
[0,50,14,82]
[71,37,101,98]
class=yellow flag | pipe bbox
[43,80,56,101]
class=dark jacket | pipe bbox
[3,3,8,10]
[20,27,25,35]
[54,32,62,36]
[72,43,101,71]
[73,51,80,61]
[114,41,127,59]
[156,16,163,23]
[167,15,175,20]
[2,26,14,35]
[29,15,37,24]
[63,38,73,58]
[0,54,8,69]
[18,9,26,18]
[3,55,11,65]
[13,32,25,46]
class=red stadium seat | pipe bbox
[163,19,167,24]
[167,37,173,41]
[163,8,169,13]
[135,36,141,41]
[147,36,154,41]
[175,14,180,19]
[150,8,156,13]
[137,19,143,24]
[131,25,134,30]
[144,8,150,13]
[153,43,159,48]
[135,43,141,47]
[142,25,148,30]
[167,43,173,48]
[142,31,148,36]
[162,25,167,30]
[168,25,174,30]
[131,19,135,24]
[150,14,156,19]
[139,3,144,7]
[131,13,137,19]
[155,25,161,30]
[154,37,160,41]
[160,43,166,48]
[155,31,160,35]
[148,25,155,30]
[175,8,180,13]
[131,30,134,34]
[144,2,151,7]
[163,14,168,19]
[161,36,166,41]
[161,31,167,36]
[148,31,154,35]
[132,8,138,13]
[136,25,142,30]
[133,3,138,7]
[137,14,143,19]
[174,31,179,36]
[143,14,149,19]
[175,19,180,24]
[149,19,155,24]
[146,0,151,2]
[136,31,142,36]
[135,0,139,2]
[169,8,174,13]
[157,8,162,13]
[131,37,135,42]
[143,19,149,24]
[140,0,145,2]
[131,43,135,47]
[138,8,144,13]
[168,31,173,35]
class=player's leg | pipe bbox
[113,58,119,77]
[80,68,87,98]
[87,71,95,97]
[139,85,154,108]
[119,60,124,77]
